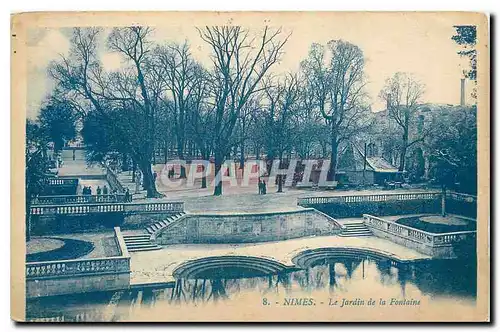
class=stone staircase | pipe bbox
[122,233,161,252]
[122,212,186,252]
[339,222,373,237]
[146,212,186,235]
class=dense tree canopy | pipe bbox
[35,25,478,196]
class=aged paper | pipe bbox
[11,11,489,322]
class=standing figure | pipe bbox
[135,170,142,194]
[96,186,102,195]
[262,181,267,195]
[258,179,263,195]
[102,185,108,195]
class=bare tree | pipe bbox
[379,72,425,172]
[197,26,290,195]
[49,27,162,197]
[301,40,371,182]
[185,64,214,188]
[263,73,301,192]
[155,41,200,177]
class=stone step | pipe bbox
[339,229,373,237]
[339,233,372,236]
[124,239,152,245]
[144,213,186,235]
[123,234,150,239]
[342,229,372,234]
[128,246,162,252]
[344,225,369,230]
[126,243,159,249]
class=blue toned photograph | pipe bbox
[16,12,488,322]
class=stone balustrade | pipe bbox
[125,202,184,213]
[298,192,442,206]
[26,256,130,279]
[445,192,477,203]
[30,201,184,216]
[363,214,476,258]
[26,228,130,281]
[26,227,131,298]
[45,178,79,186]
[33,194,127,205]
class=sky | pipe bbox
[25,13,475,119]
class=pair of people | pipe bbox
[82,186,92,195]
[258,179,267,195]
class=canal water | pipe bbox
[26,256,477,322]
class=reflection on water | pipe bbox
[26,257,476,322]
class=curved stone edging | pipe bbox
[172,255,292,279]
[290,246,431,268]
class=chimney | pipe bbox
[460,78,465,106]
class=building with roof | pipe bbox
[336,143,401,186]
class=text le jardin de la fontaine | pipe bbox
[262,297,421,307]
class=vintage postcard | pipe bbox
[11,12,490,322]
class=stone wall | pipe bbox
[156,209,342,245]
[26,272,130,298]
[308,198,441,219]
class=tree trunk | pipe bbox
[399,129,409,172]
[164,144,168,164]
[132,163,136,182]
[213,151,223,196]
[239,143,245,169]
[202,152,209,189]
[179,154,186,179]
[121,153,129,172]
[328,137,339,182]
[277,155,284,193]
[139,160,160,198]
